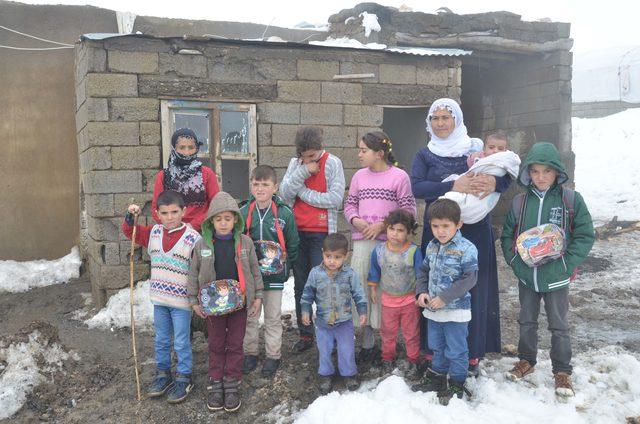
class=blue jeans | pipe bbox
[293,231,327,338]
[315,320,357,377]
[428,319,469,383]
[154,305,192,375]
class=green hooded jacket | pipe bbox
[500,142,595,292]
[239,195,300,290]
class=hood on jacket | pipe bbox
[201,191,245,248]
[518,142,569,188]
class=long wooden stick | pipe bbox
[129,213,142,401]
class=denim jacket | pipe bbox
[300,264,367,326]
[416,231,478,311]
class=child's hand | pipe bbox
[427,296,445,310]
[248,299,262,317]
[192,304,206,319]
[351,217,369,232]
[127,204,141,215]
[306,161,320,175]
[362,222,385,240]
[301,314,311,326]
[416,293,431,308]
[370,286,377,304]
[359,314,367,326]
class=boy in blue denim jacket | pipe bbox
[301,233,367,395]
[414,199,478,404]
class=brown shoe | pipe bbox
[506,360,535,381]
[223,377,241,412]
[554,372,575,397]
[207,379,224,411]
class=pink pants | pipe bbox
[380,303,421,363]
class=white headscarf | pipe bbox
[426,98,479,157]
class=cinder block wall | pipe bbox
[75,35,461,306]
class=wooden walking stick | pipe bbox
[129,210,142,401]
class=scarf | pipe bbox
[425,98,480,158]
[163,128,206,206]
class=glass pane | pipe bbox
[220,111,249,154]
[173,109,211,155]
[221,159,249,199]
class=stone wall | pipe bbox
[75,35,461,306]
[572,101,640,118]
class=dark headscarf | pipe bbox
[163,128,206,206]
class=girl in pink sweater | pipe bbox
[344,131,416,361]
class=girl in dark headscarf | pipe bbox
[152,128,220,232]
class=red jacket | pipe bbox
[151,166,219,232]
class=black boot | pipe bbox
[439,378,471,405]
[242,355,258,374]
[207,379,224,411]
[411,368,447,393]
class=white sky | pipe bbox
[15,0,640,53]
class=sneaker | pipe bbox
[242,355,258,375]
[439,379,471,405]
[318,375,333,395]
[554,372,575,397]
[261,358,281,378]
[293,337,314,353]
[147,370,173,398]
[506,359,535,381]
[411,368,447,393]
[207,379,224,411]
[223,378,241,412]
[344,376,360,391]
[380,360,395,377]
[166,374,194,404]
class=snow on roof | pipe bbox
[359,12,381,38]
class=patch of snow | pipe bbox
[359,12,381,38]
[309,38,471,57]
[0,331,76,420]
[345,17,356,25]
[573,109,640,222]
[310,37,387,50]
[0,247,81,293]
[85,280,154,331]
[293,346,640,423]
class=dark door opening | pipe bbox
[382,107,429,171]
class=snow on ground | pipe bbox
[293,346,640,424]
[84,280,154,331]
[0,247,81,293]
[0,331,78,420]
[573,109,640,223]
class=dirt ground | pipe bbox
[1,233,638,423]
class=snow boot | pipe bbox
[506,359,535,381]
[554,372,575,397]
[439,379,471,405]
[411,368,447,393]
[147,370,173,398]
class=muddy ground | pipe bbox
[1,233,638,423]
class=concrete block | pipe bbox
[417,67,449,86]
[335,148,360,168]
[87,122,139,147]
[89,258,108,308]
[76,47,107,82]
[339,62,379,83]
[108,50,158,74]
[258,103,300,124]
[277,81,321,103]
[258,123,271,146]
[208,58,296,82]
[379,64,417,84]
[114,192,154,215]
[86,73,138,97]
[88,239,120,265]
[142,169,160,192]
[321,126,358,148]
[362,84,445,106]
[111,146,161,169]
[271,125,299,146]
[119,240,143,264]
[83,170,142,194]
[344,105,382,126]
[140,122,161,146]
[258,146,297,168]
[80,147,112,171]
[84,194,114,218]
[110,98,159,122]
[138,76,276,100]
[301,104,343,125]
[321,82,362,104]
[77,98,109,132]
[159,53,207,77]
[99,263,150,290]
[298,59,339,80]
[77,126,89,153]
[86,216,120,241]
[357,127,382,143]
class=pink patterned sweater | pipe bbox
[344,166,417,241]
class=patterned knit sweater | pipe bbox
[343,166,417,241]
[148,224,201,310]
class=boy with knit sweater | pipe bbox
[122,190,201,404]
[279,126,346,352]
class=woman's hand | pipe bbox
[362,222,385,240]
[452,173,473,194]
[351,217,370,233]
[469,174,497,199]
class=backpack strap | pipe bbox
[560,187,576,234]
[510,192,527,252]
[245,200,287,259]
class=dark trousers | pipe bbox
[206,308,247,380]
[293,231,327,338]
[518,283,572,374]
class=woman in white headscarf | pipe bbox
[410,98,513,374]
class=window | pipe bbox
[161,100,257,199]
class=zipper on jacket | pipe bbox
[533,190,546,292]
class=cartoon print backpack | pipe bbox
[245,200,287,276]
[199,239,246,316]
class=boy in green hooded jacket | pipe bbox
[501,142,595,398]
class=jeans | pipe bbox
[154,305,192,375]
[517,283,572,374]
[293,231,327,338]
[315,320,357,377]
[428,319,469,383]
